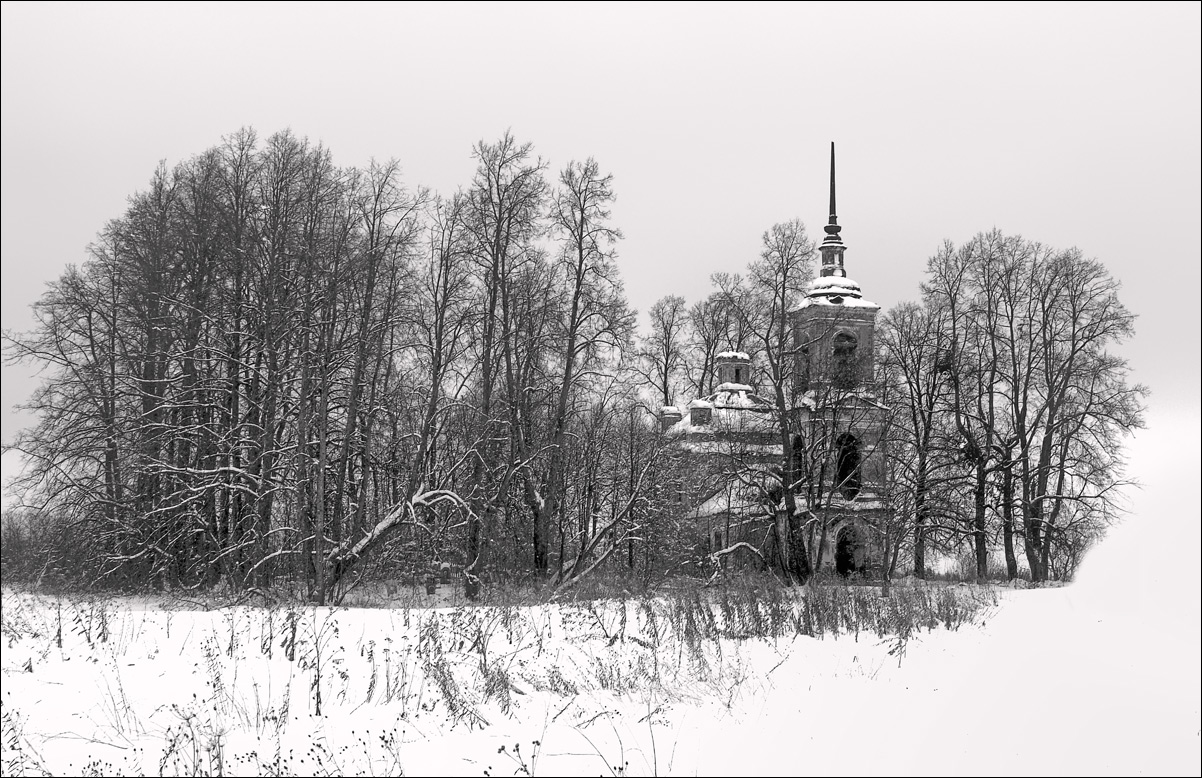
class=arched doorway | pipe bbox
[835,525,859,577]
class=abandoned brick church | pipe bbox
[659,145,889,576]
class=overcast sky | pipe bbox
[3,1,1199,449]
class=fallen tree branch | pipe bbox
[705,542,770,585]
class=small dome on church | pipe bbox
[705,383,774,411]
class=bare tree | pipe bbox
[684,294,726,397]
[533,158,635,576]
[323,193,475,595]
[460,131,549,598]
[878,300,960,577]
[638,295,689,406]
[919,230,1146,582]
[739,218,816,583]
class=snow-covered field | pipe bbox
[2,566,1196,777]
[0,583,979,777]
[2,415,1199,777]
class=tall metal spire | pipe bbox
[829,141,838,225]
[819,142,846,278]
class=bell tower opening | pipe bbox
[832,331,858,389]
[835,433,861,500]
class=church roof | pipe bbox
[664,381,777,439]
[795,275,879,310]
[708,383,774,409]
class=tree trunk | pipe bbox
[973,460,988,582]
[913,463,928,577]
[1002,465,1018,580]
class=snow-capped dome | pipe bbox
[663,383,776,437]
[807,275,864,299]
[705,384,774,411]
[716,350,751,361]
[796,274,879,309]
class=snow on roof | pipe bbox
[690,470,779,518]
[794,275,880,310]
[663,383,778,436]
[692,489,766,518]
[816,389,889,410]
[796,294,880,310]
[660,405,681,415]
[692,490,733,517]
[840,497,885,511]
[665,404,778,438]
[808,275,863,296]
[790,393,887,415]
[707,386,774,411]
[714,382,753,393]
[716,350,751,361]
[678,439,781,456]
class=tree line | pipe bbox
[881,233,1146,582]
[2,129,1144,598]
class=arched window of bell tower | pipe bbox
[835,432,861,500]
[833,331,858,389]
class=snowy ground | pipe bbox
[2,413,1198,776]
[1,565,1196,777]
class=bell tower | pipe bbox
[789,144,888,576]
[791,143,880,395]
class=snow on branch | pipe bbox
[326,488,472,568]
